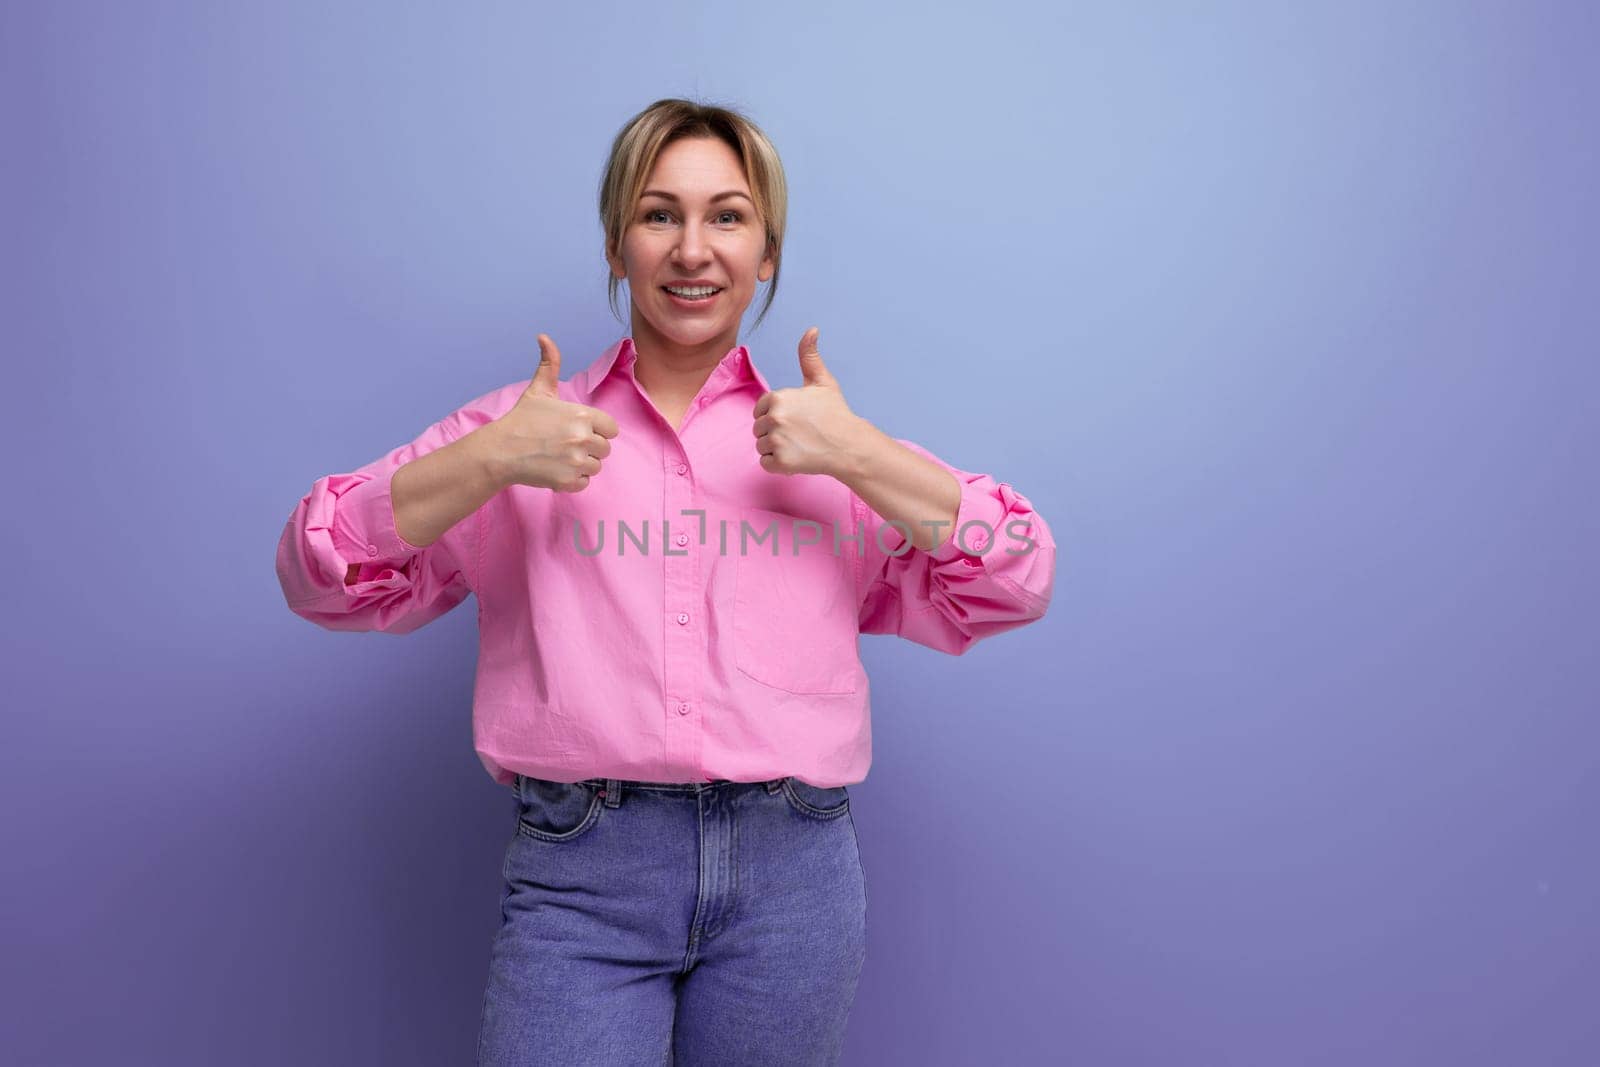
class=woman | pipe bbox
[276,98,1056,1066]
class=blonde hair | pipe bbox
[598,98,788,331]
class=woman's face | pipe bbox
[607,135,775,358]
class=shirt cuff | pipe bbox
[329,468,424,565]
[926,471,1004,566]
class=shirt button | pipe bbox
[366,545,378,557]
[676,462,688,476]
[677,701,690,715]
[676,532,689,547]
[676,612,690,625]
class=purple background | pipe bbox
[4,2,1596,1064]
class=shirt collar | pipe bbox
[580,336,772,402]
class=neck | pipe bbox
[628,312,740,402]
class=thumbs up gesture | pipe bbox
[486,334,620,493]
[752,327,868,478]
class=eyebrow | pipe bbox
[639,189,753,205]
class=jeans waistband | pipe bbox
[581,776,787,793]
[518,775,791,806]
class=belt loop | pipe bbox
[603,778,622,807]
[765,777,785,795]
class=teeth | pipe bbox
[666,286,719,297]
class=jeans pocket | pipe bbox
[514,774,605,842]
[731,505,862,695]
[779,776,851,820]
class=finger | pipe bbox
[797,326,831,386]
[752,392,773,419]
[752,414,774,437]
[529,334,562,397]
[585,432,612,460]
[585,406,621,438]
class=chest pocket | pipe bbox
[731,504,861,695]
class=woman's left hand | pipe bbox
[752,327,871,479]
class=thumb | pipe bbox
[528,334,562,398]
[798,326,833,386]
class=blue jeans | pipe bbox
[476,774,869,1066]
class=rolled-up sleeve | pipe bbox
[275,409,480,634]
[854,438,1056,654]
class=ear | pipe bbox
[605,239,627,280]
[757,238,776,284]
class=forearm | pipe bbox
[832,419,961,552]
[391,425,506,549]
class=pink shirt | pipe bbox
[276,337,1056,787]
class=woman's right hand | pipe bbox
[483,334,620,493]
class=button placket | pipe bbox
[662,447,702,770]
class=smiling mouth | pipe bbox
[662,286,723,304]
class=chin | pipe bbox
[653,317,731,347]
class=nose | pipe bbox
[673,222,713,269]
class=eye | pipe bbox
[641,207,742,225]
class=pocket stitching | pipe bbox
[732,521,860,695]
[515,788,604,842]
[780,777,850,820]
